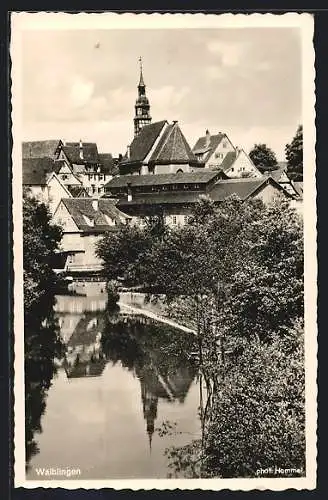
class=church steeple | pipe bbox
[134,57,152,137]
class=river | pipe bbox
[25,282,202,480]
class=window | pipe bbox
[99,174,103,181]
[172,216,177,225]
[222,141,227,148]
[184,215,189,225]
[62,174,68,180]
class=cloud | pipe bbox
[205,65,225,81]
[207,40,245,67]
[69,77,95,108]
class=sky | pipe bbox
[21,27,302,160]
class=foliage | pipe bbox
[249,144,278,172]
[106,279,120,308]
[96,216,166,286]
[165,320,305,478]
[203,320,305,478]
[23,190,62,314]
[285,125,303,181]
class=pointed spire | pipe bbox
[148,428,153,454]
[138,56,145,87]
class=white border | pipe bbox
[11,11,317,490]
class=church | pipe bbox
[119,58,202,176]
[104,59,297,225]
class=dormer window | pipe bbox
[104,214,115,226]
[83,214,94,226]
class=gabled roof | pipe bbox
[121,120,168,164]
[98,153,119,175]
[208,177,290,202]
[66,185,90,198]
[61,142,99,165]
[106,171,221,190]
[220,151,237,171]
[265,166,288,182]
[192,132,226,163]
[149,122,198,165]
[60,198,130,232]
[23,157,57,185]
[22,140,61,159]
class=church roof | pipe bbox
[22,140,61,159]
[192,132,226,163]
[121,121,168,164]
[149,122,198,165]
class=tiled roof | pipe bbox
[61,142,99,165]
[149,122,198,165]
[22,140,61,159]
[121,121,167,164]
[220,151,237,171]
[61,198,130,232]
[265,166,287,182]
[23,157,57,185]
[106,171,220,190]
[192,133,226,163]
[208,178,286,202]
[66,185,90,198]
[98,153,119,175]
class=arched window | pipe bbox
[176,169,184,174]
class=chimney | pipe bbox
[127,145,131,159]
[205,129,211,147]
[79,139,83,160]
[92,199,99,211]
[173,120,178,124]
[127,181,132,202]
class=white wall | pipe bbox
[226,150,262,179]
[205,136,235,168]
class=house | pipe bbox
[265,166,300,197]
[119,120,202,176]
[23,158,72,212]
[192,130,235,169]
[52,198,131,273]
[54,141,114,197]
[22,140,118,198]
[218,148,262,178]
[105,172,294,227]
[208,177,293,205]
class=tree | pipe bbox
[285,125,303,181]
[23,190,62,314]
[249,144,278,172]
[166,320,305,478]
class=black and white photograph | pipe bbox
[11,12,317,490]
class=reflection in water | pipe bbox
[102,313,198,448]
[25,294,64,471]
[25,284,201,478]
